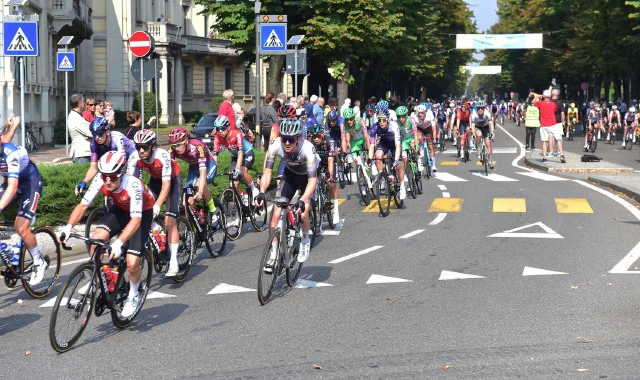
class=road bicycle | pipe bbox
[565,119,576,141]
[24,122,42,152]
[374,156,402,217]
[257,202,316,305]
[353,150,375,206]
[607,122,619,145]
[182,184,227,257]
[85,198,113,249]
[404,149,422,199]
[624,127,634,150]
[420,136,433,179]
[313,166,335,236]
[585,129,597,153]
[219,172,268,240]
[0,220,61,298]
[457,129,470,164]
[336,151,351,189]
[149,213,196,283]
[49,234,152,353]
[477,135,491,176]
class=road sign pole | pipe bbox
[19,57,24,148]
[294,45,298,98]
[141,59,144,130]
[65,70,68,154]
[255,2,261,145]
[155,60,159,135]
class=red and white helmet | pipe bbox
[133,129,157,145]
[98,151,127,174]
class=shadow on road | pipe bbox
[0,313,41,337]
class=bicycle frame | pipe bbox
[276,204,298,269]
[352,149,373,190]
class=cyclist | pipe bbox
[567,103,579,136]
[75,117,135,195]
[470,102,495,170]
[491,101,499,120]
[342,108,369,163]
[58,152,155,318]
[325,110,347,181]
[167,127,220,227]
[212,115,259,201]
[126,130,182,278]
[607,104,621,142]
[369,109,405,199]
[435,105,448,147]
[446,102,457,139]
[0,140,46,285]
[255,119,318,269]
[585,104,602,149]
[396,105,420,172]
[499,101,507,123]
[622,106,638,147]
[309,122,339,223]
[411,104,437,174]
[363,103,376,128]
[455,102,472,157]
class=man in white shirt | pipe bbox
[68,94,92,164]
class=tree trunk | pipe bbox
[613,72,621,103]
[623,73,630,104]
[336,52,351,108]
[267,55,285,95]
[593,74,603,103]
[354,57,372,103]
[603,79,610,104]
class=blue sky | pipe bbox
[465,0,498,64]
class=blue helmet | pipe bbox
[327,110,339,121]
[90,117,110,133]
[376,100,389,110]
[376,108,390,119]
[438,105,444,111]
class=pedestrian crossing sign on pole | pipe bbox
[259,23,287,55]
[3,22,39,57]
[57,52,75,71]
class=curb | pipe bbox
[588,176,640,203]
[52,157,72,163]
[524,156,634,174]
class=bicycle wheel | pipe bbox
[325,187,336,230]
[405,160,417,199]
[258,229,281,305]
[204,199,227,257]
[30,132,40,150]
[375,171,390,217]
[111,248,152,328]
[345,163,353,185]
[85,207,107,250]
[172,216,196,283]
[220,188,243,240]
[338,164,346,189]
[308,205,317,248]
[286,232,303,287]
[414,163,423,194]
[21,226,62,298]
[356,164,371,206]
[391,169,403,209]
[423,154,431,179]
[49,262,97,353]
[483,147,489,176]
[250,198,269,232]
[590,138,597,153]
[314,187,324,236]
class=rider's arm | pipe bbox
[81,162,98,186]
[340,123,347,153]
[1,116,19,143]
[154,150,173,207]
[0,178,18,211]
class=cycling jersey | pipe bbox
[625,113,637,125]
[90,131,135,163]
[472,113,492,128]
[411,111,435,133]
[169,139,214,168]
[436,111,447,125]
[82,174,155,217]
[456,109,471,123]
[588,110,601,123]
[369,121,401,145]
[213,129,253,157]
[311,135,335,166]
[398,119,416,140]
[343,117,367,141]
[327,117,345,143]
[127,148,181,181]
[609,111,620,121]
[0,143,39,181]
[567,108,578,118]
[265,138,319,178]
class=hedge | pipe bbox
[182,110,207,124]
[132,92,162,120]
[210,96,224,111]
[2,150,278,227]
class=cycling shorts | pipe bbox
[97,206,153,257]
[375,139,396,158]
[351,138,365,153]
[459,121,470,131]
[0,175,42,222]
[148,175,181,218]
[401,137,415,153]
[187,159,217,187]
[275,167,315,206]
[229,150,255,172]
[476,126,491,139]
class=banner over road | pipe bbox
[456,34,543,49]
[460,66,502,75]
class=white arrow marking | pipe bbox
[429,213,446,225]
[208,283,256,294]
[328,245,383,264]
[487,222,563,239]
[522,266,568,276]
[322,219,344,236]
[471,171,519,182]
[399,230,424,239]
[439,270,485,280]
[146,291,176,299]
[610,241,640,274]
[292,279,333,288]
[366,274,412,284]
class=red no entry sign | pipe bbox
[129,31,154,58]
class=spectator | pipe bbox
[1,114,20,143]
[260,92,278,149]
[325,97,337,120]
[218,89,237,130]
[273,99,281,114]
[340,98,351,116]
[297,95,307,111]
[277,92,287,104]
[307,95,317,116]
[353,100,361,117]
[313,97,325,126]
[550,88,565,157]
[103,100,115,127]
[94,100,105,118]
[82,97,96,123]
[158,14,165,22]
[124,111,156,139]
[68,94,92,164]
[532,89,564,163]
[524,95,540,150]
[288,97,298,108]
[167,17,172,23]
[232,103,243,129]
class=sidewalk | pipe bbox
[524,149,633,173]
[29,145,72,165]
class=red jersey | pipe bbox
[534,100,558,127]
[82,174,155,217]
[127,147,181,181]
[457,109,470,122]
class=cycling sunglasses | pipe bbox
[136,144,152,152]
[92,131,106,138]
[311,133,324,139]
[101,172,123,182]
[215,126,228,132]
[280,136,296,145]
[170,141,186,148]
[378,118,389,123]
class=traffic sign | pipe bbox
[57,52,75,71]
[259,23,286,55]
[261,15,287,23]
[580,82,589,91]
[3,21,38,56]
[131,58,163,82]
[285,49,307,74]
[129,31,154,58]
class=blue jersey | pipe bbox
[326,116,345,143]
[90,130,135,162]
[0,143,39,181]
[369,121,400,145]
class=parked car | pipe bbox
[189,111,257,145]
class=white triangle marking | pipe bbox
[610,240,640,273]
[292,279,333,288]
[59,56,73,69]
[208,283,256,294]
[471,171,519,182]
[439,270,485,280]
[522,266,568,276]
[487,222,563,239]
[366,274,412,284]
[39,291,174,307]
[146,290,176,299]
[322,219,344,236]
[7,27,34,51]
[263,29,283,47]
[433,172,467,182]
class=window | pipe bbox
[224,67,232,91]
[205,67,212,95]
[204,15,209,37]
[183,6,189,33]
[167,61,172,93]
[244,68,250,94]
[183,65,191,94]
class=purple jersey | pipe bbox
[90,131,135,162]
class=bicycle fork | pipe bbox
[355,156,373,190]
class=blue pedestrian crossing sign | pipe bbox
[57,52,75,71]
[3,22,39,56]
[259,23,286,55]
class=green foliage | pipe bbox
[113,110,128,129]
[182,110,207,124]
[132,92,162,118]
[52,110,67,145]
[2,150,276,227]
[210,97,224,111]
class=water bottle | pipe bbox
[196,208,205,226]
[0,242,11,267]
[158,231,167,252]
[11,244,20,266]
[241,191,249,206]
[102,265,115,292]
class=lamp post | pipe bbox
[58,35,74,155]
[254,1,261,141]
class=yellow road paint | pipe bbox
[476,160,497,166]
[555,198,593,213]
[363,199,397,213]
[493,198,526,213]
[428,198,463,212]
[337,198,346,205]
[440,161,459,166]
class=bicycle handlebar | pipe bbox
[59,233,112,252]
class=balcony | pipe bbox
[144,22,236,57]
[145,22,185,49]
[51,0,93,45]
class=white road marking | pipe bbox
[442,192,450,198]
[48,257,88,270]
[487,222,563,239]
[429,213,446,225]
[522,266,568,276]
[495,122,534,172]
[610,241,640,274]
[471,171,519,182]
[322,219,344,236]
[366,274,413,284]
[146,291,176,299]
[40,290,174,307]
[573,179,640,220]
[439,270,485,280]
[433,172,467,182]
[292,279,333,288]
[399,230,424,239]
[438,185,447,191]
[492,147,518,154]
[515,172,569,181]
[328,246,384,264]
[208,283,256,294]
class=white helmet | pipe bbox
[98,151,127,175]
[612,105,617,110]
[415,104,427,113]
[630,107,637,113]
[133,129,157,145]
[449,102,455,108]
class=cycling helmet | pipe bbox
[376,100,389,110]
[214,115,231,130]
[589,101,595,108]
[98,151,127,175]
[438,105,444,111]
[168,127,188,144]
[342,108,355,119]
[90,117,110,133]
[415,104,427,113]
[309,122,324,135]
[395,106,409,117]
[376,108,390,119]
[278,104,297,119]
[279,118,302,136]
[327,110,339,121]
[365,103,376,111]
[492,100,497,104]
[476,101,485,108]
[630,107,636,113]
[449,102,455,108]
[133,129,157,145]
[570,103,576,108]
[612,105,618,110]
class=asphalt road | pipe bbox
[3,118,640,378]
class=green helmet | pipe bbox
[342,108,355,119]
[396,106,409,117]
[309,122,324,135]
